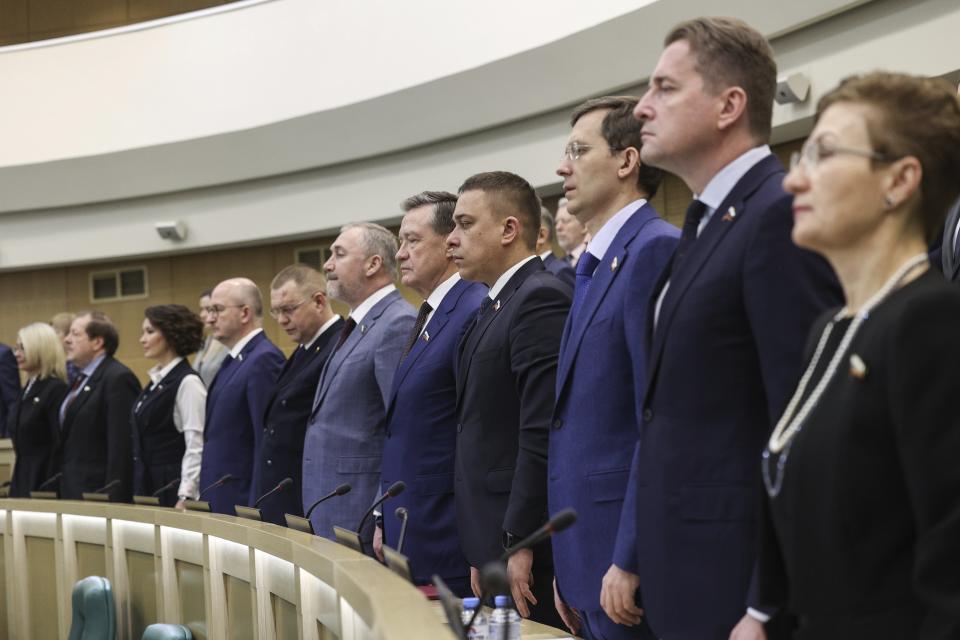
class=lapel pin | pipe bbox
[33,397,40,404]
[423,331,430,342]
[849,354,868,379]
[237,353,244,362]
[722,206,737,222]
[611,256,619,271]
[493,300,501,311]
[83,386,92,392]
[360,324,368,334]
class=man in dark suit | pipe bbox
[0,343,19,438]
[604,18,841,639]
[253,265,343,526]
[199,277,284,514]
[537,209,576,289]
[302,223,416,540]
[550,96,679,639]
[448,171,570,628]
[373,191,487,595]
[60,312,140,501]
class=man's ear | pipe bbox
[502,216,521,246]
[716,86,748,132]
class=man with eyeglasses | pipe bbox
[0,342,18,438]
[198,277,284,515]
[252,265,343,526]
[550,96,678,640]
[605,18,840,639]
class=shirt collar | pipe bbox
[81,354,107,378]
[425,272,461,311]
[539,250,554,260]
[229,327,263,358]
[489,255,538,301]
[350,284,396,323]
[586,198,647,261]
[304,315,341,349]
[697,145,772,214]
[148,356,184,386]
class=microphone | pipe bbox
[394,507,409,554]
[355,481,406,554]
[92,479,120,495]
[304,483,351,519]
[38,472,62,491]
[151,477,181,497]
[198,474,233,500]
[499,507,577,561]
[254,477,293,508]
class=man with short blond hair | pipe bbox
[199,277,284,515]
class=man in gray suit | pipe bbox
[302,222,416,540]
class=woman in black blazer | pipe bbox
[8,323,68,497]
[757,73,960,638]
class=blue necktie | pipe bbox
[570,252,601,319]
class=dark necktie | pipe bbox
[401,301,433,362]
[60,373,87,424]
[335,317,357,351]
[672,200,708,276]
[570,252,601,319]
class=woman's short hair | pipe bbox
[18,323,67,381]
[144,305,204,357]
[817,72,960,242]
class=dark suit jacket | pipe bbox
[382,278,487,590]
[0,344,20,439]
[627,154,841,638]
[8,376,68,497]
[542,253,575,289]
[549,202,679,609]
[60,356,141,501]
[254,318,343,525]
[199,331,284,514]
[455,257,571,567]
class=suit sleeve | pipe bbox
[613,233,679,572]
[890,290,960,638]
[0,347,20,438]
[105,367,142,501]
[742,193,842,423]
[373,309,416,408]
[503,281,571,537]
[245,348,284,503]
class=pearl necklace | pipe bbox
[762,252,929,498]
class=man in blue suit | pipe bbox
[0,343,19,438]
[302,223,416,540]
[253,265,343,526]
[199,277,284,515]
[373,191,487,595]
[599,19,841,639]
[537,209,576,289]
[550,96,678,639]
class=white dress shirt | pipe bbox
[228,327,264,359]
[350,284,397,323]
[489,255,539,301]
[582,198,648,269]
[421,272,462,335]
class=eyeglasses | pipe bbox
[203,304,245,317]
[561,142,626,162]
[790,140,897,171]
[13,342,24,353]
[269,299,309,320]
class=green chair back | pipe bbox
[67,576,116,640]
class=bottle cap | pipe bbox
[462,597,480,609]
[494,595,510,607]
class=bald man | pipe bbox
[198,278,285,514]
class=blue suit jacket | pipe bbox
[254,317,343,525]
[302,289,416,539]
[0,344,20,439]
[199,331,284,514]
[381,278,487,589]
[548,202,678,610]
[542,253,576,289]
[622,155,841,638]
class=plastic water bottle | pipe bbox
[461,597,488,640]
[487,595,520,640]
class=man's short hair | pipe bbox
[540,208,556,242]
[457,171,542,249]
[77,310,120,357]
[571,95,664,198]
[271,264,328,299]
[401,191,458,236]
[665,17,777,142]
[341,222,399,275]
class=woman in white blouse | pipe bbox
[133,305,206,508]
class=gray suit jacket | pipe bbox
[302,289,416,539]
[941,198,960,282]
